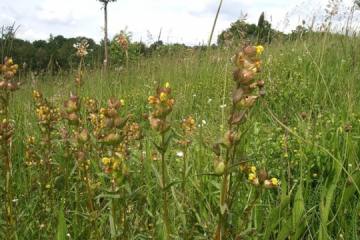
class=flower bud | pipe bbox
[243,46,257,57]
[214,160,225,175]
[78,129,89,143]
[103,133,121,145]
[0,80,7,89]
[258,169,268,183]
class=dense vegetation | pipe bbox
[1,5,360,240]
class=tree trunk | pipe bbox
[103,2,108,70]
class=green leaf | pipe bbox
[263,195,290,239]
[292,184,305,229]
[56,203,67,240]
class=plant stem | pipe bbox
[208,0,224,47]
[1,91,15,237]
[161,133,171,239]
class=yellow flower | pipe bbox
[112,160,120,170]
[271,178,279,186]
[256,45,264,55]
[159,92,167,102]
[120,99,125,106]
[165,82,170,88]
[6,58,13,65]
[101,157,111,166]
[248,173,256,181]
[148,96,159,104]
[250,166,256,174]
[32,90,41,99]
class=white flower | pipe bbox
[74,39,89,57]
[176,151,184,158]
[202,120,207,125]
[207,98,212,103]
[220,104,227,109]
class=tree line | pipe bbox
[1,14,309,73]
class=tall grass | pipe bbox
[0,31,360,239]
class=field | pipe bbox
[1,31,360,239]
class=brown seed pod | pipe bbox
[0,80,7,89]
[239,69,256,85]
[78,129,89,143]
[232,88,244,104]
[258,169,268,183]
[257,80,265,87]
[243,46,257,57]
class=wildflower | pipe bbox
[148,96,159,105]
[181,116,196,135]
[248,173,256,181]
[32,90,42,99]
[101,157,111,166]
[176,151,184,158]
[256,45,264,55]
[271,178,279,186]
[165,82,170,88]
[117,34,128,50]
[159,92,167,102]
[73,39,89,57]
[264,178,279,188]
[250,166,256,174]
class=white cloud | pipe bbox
[1,0,359,45]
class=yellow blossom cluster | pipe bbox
[32,90,60,129]
[181,116,196,135]
[241,164,279,188]
[94,98,127,145]
[0,118,13,142]
[0,57,20,91]
[230,45,265,125]
[25,136,38,166]
[148,82,175,133]
[117,34,129,51]
[101,156,127,176]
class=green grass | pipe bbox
[1,32,360,239]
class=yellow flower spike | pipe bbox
[101,157,111,166]
[256,45,264,55]
[7,58,13,65]
[271,178,279,186]
[250,166,256,174]
[159,92,167,102]
[165,82,170,88]
[248,173,256,181]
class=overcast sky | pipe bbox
[0,0,357,45]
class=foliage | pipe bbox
[217,13,284,46]
[0,30,360,239]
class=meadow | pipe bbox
[1,29,360,240]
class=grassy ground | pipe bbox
[1,32,360,239]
